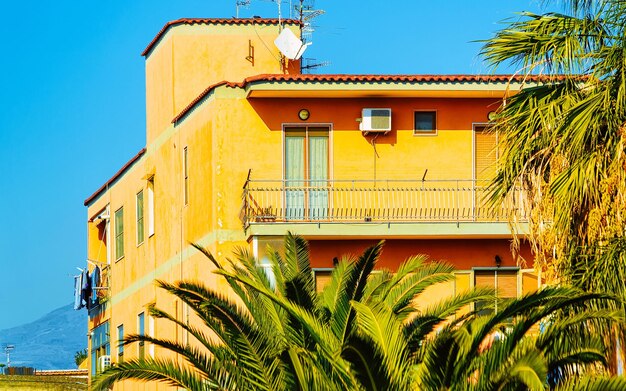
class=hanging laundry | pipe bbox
[91,266,101,306]
[73,273,84,310]
[80,269,92,310]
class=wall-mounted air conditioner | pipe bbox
[360,108,392,134]
[98,355,111,372]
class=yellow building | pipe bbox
[83,17,538,386]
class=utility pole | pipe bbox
[4,345,14,368]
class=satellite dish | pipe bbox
[274,28,311,60]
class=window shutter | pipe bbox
[475,271,495,290]
[475,129,498,182]
[497,271,518,298]
[475,270,518,298]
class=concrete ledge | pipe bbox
[246,221,528,239]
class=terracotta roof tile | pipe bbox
[241,73,562,83]
[142,18,302,57]
[172,73,557,124]
[84,148,146,206]
[172,80,245,124]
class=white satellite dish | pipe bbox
[274,28,311,60]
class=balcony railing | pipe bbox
[240,179,526,227]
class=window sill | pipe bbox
[413,130,438,136]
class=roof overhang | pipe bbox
[240,74,546,99]
[172,74,556,124]
[245,82,528,99]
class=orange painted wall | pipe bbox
[307,238,533,271]
[249,97,499,132]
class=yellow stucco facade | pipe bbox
[83,18,538,388]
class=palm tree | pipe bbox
[93,234,355,391]
[416,287,621,390]
[93,234,621,390]
[481,0,626,370]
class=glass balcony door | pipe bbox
[284,126,329,220]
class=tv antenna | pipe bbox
[296,0,324,43]
[3,344,15,367]
[236,0,251,18]
[301,58,330,74]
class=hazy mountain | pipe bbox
[0,303,87,370]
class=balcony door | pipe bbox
[474,125,498,182]
[284,126,329,220]
[474,125,498,218]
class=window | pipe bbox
[252,237,283,288]
[284,126,329,220]
[138,312,145,359]
[117,324,124,362]
[148,315,155,358]
[414,111,437,135]
[474,125,500,218]
[183,147,189,205]
[90,321,110,375]
[147,177,155,237]
[136,190,144,245]
[474,268,519,315]
[474,125,499,181]
[114,207,124,260]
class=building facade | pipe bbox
[83,18,538,387]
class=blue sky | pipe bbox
[0,0,545,331]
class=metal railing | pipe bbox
[240,179,526,227]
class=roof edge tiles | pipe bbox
[171,73,558,125]
[142,18,302,57]
[240,73,565,84]
[172,80,244,124]
[84,148,146,206]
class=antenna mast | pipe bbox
[296,0,328,73]
[235,0,251,18]
[296,0,324,42]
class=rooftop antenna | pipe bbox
[301,58,330,73]
[276,0,282,26]
[236,0,251,18]
[297,0,324,43]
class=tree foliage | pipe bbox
[92,234,620,390]
[74,348,88,367]
[482,0,626,371]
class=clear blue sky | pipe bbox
[0,0,546,330]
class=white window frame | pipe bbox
[147,177,155,237]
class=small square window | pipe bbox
[414,111,437,135]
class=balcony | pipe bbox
[241,179,527,234]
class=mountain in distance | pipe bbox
[0,303,86,370]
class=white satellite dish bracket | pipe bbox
[274,28,311,60]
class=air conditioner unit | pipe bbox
[360,108,391,134]
[98,355,111,372]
